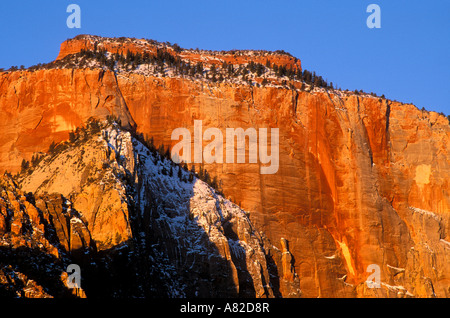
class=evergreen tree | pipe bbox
[211,176,218,191]
[20,159,29,174]
[158,144,166,159]
[198,164,204,180]
[204,169,210,184]
[222,61,228,69]
[227,64,234,76]
[69,131,76,143]
[196,62,203,74]
[210,64,217,82]
[273,64,278,74]
[172,43,182,53]
[256,63,264,77]
[48,141,57,154]
[177,165,183,181]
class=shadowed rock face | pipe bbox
[0,35,449,298]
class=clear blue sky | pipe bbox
[1,0,449,115]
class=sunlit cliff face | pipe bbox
[0,35,448,298]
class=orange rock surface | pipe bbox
[0,36,448,297]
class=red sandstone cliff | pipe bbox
[0,35,448,298]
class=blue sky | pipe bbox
[1,0,449,115]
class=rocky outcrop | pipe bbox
[0,35,448,298]
[0,123,290,297]
[0,175,88,297]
